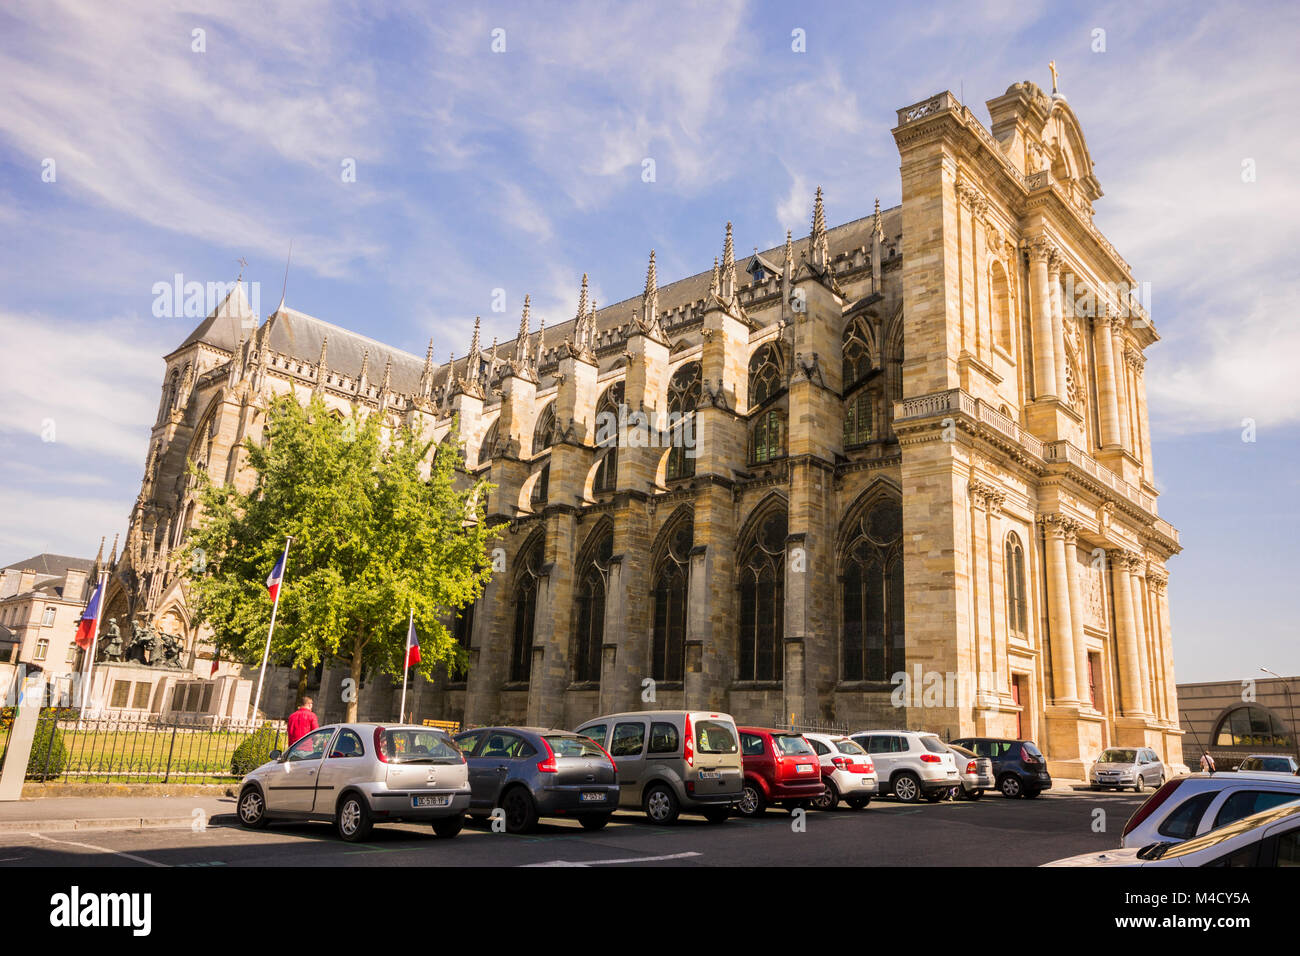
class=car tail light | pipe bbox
[373,726,388,763]
[1020,746,1040,765]
[832,756,849,770]
[537,736,558,774]
[862,761,874,774]
[920,753,941,763]
[684,713,695,768]
[966,760,976,773]
[1122,779,1182,837]
[595,741,619,775]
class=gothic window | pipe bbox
[529,462,550,510]
[573,527,613,683]
[533,401,556,456]
[509,536,544,683]
[844,390,873,448]
[593,450,617,495]
[751,409,784,464]
[748,342,784,408]
[666,362,700,480]
[1005,532,1028,639]
[479,419,499,463]
[841,497,904,681]
[453,602,475,650]
[593,382,623,493]
[737,505,787,682]
[842,317,874,388]
[652,512,693,682]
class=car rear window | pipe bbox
[577,724,606,745]
[380,729,461,763]
[775,734,814,756]
[834,738,866,756]
[1214,789,1300,828]
[1022,742,1043,759]
[545,735,607,758]
[1242,757,1293,773]
[1157,791,1216,840]
[696,719,738,754]
[920,735,947,753]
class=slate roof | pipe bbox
[3,554,95,575]
[172,280,256,356]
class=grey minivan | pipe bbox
[575,710,744,824]
[1091,747,1166,792]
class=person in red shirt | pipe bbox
[286,696,319,746]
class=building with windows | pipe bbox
[0,552,100,695]
[1178,676,1300,770]
[103,78,1184,777]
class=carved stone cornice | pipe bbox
[1146,568,1169,594]
[1124,348,1145,372]
[1105,548,1141,572]
[968,479,1005,514]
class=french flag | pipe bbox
[266,548,288,602]
[74,578,105,649]
[405,618,422,668]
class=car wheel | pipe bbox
[336,793,373,842]
[432,815,465,839]
[237,785,268,829]
[1157,774,1165,788]
[580,813,613,831]
[736,782,767,818]
[643,783,680,825]
[893,772,922,803]
[811,780,839,811]
[999,774,1023,799]
[702,806,730,824]
[1133,776,1144,794]
[501,787,539,834]
[844,795,871,810]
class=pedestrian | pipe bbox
[287,695,319,746]
[1199,751,1216,774]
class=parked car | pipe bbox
[946,742,994,800]
[236,723,471,842]
[1237,753,1299,775]
[803,732,877,810]
[734,727,826,816]
[574,710,743,824]
[1089,747,1166,792]
[850,730,960,803]
[1117,771,1300,848]
[950,736,1051,798]
[452,726,619,833]
[1044,798,1300,866]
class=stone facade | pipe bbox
[104,80,1184,777]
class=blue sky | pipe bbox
[1,1,1296,683]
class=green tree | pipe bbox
[183,396,500,721]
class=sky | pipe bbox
[0,0,1296,683]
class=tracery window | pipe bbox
[842,317,874,388]
[479,419,499,463]
[737,506,787,682]
[572,527,613,683]
[841,498,904,681]
[666,362,700,480]
[652,513,693,682]
[844,390,873,448]
[748,342,784,408]
[509,536,544,683]
[751,409,784,464]
[533,401,556,455]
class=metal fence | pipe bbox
[13,711,285,784]
[765,716,852,736]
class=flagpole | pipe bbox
[399,608,412,723]
[250,536,292,724]
[77,571,108,730]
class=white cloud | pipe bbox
[0,487,128,567]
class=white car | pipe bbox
[237,722,472,841]
[1117,771,1300,848]
[1044,798,1300,866]
[850,729,960,803]
[1237,753,1299,775]
[803,732,878,810]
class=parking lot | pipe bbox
[0,788,1147,867]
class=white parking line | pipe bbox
[30,832,169,868]
[523,851,703,867]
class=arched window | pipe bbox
[529,462,549,510]
[533,401,556,456]
[666,362,700,480]
[652,512,693,682]
[990,261,1012,354]
[479,419,499,463]
[1213,705,1293,748]
[737,505,787,682]
[842,316,874,388]
[1005,532,1028,639]
[751,409,784,464]
[841,498,904,681]
[593,450,617,495]
[844,390,872,448]
[572,527,613,683]
[593,382,622,493]
[509,536,544,683]
[748,343,784,408]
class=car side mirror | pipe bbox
[270,749,282,761]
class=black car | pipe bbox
[453,726,620,833]
[950,737,1052,798]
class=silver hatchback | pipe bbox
[1091,747,1165,792]
[237,722,472,842]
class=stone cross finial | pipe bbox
[1049,60,1059,94]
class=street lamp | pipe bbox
[1259,667,1300,768]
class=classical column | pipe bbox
[1039,514,1078,704]
[1130,350,1155,483]
[1048,254,1069,405]
[1027,237,1058,399]
[1130,565,1154,717]
[1092,310,1122,449]
[1064,526,1092,707]
[1109,549,1143,716]
[1111,321,1132,451]
[1149,571,1176,722]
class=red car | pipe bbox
[735,726,826,817]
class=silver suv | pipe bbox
[850,729,960,802]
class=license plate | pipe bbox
[698,771,720,779]
[412,795,450,808]
[797,764,814,773]
[580,791,605,802]
[861,777,872,785]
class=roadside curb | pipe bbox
[0,812,239,833]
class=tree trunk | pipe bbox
[296,667,309,708]
[346,634,364,722]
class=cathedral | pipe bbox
[103,79,1185,779]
